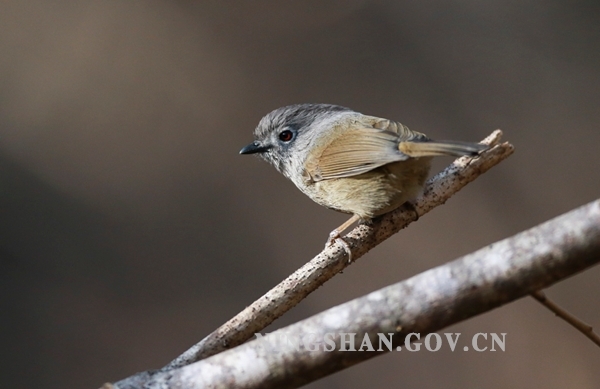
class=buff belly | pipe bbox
[305,157,433,219]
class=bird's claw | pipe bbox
[326,229,353,262]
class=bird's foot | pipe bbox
[326,229,353,263]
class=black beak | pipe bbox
[239,141,271,155]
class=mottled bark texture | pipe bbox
[110,198,600,389]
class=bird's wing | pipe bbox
[304,116,424,181]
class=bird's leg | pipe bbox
[326,214,361,262]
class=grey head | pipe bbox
[239,104,354,177]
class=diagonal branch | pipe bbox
[530,290,600,347]
[109,129,513,389]
[164,130,513,369]
[112,199,600,389]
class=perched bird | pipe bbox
[240,104,487,257]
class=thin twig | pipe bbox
[530,290,600,347]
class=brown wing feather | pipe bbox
[305,125,406,181]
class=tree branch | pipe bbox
[111,199,600,389]
[166,130,513,369]
[107,130,513,388]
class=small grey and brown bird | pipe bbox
[240,104,487,256]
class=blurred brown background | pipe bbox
[1,1,599,388]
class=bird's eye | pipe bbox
[278,129,294,142]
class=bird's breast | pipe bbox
[297,157,433,219]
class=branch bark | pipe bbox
[112,199,600,389]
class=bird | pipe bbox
[240,103,487,258]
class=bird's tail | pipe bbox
[399,140,487,158]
